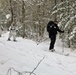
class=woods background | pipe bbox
[0,0,76,49]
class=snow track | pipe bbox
[0,32,76,75]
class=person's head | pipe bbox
[54,21,59,24]
[48,21,54,25]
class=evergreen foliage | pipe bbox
[51,0,76,49]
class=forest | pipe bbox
[0,0,76,49]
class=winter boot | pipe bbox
[0,35,1,37]
[7,38,11,41]
[49,49,55,52]
[13,40,17,42]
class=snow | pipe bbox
[51,7,65,17]
[69,27,76,40]
[6,14,11,19]
[64,15,76,29]
[53,1,65,10]
[0,32,76,75]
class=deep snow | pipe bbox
[0,32,76,75]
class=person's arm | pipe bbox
[1,25,3,31]
[55,24,64,33]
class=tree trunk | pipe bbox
[54,0,57,21]
[9,0,13,23]
[22,0,25,38]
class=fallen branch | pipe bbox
[30,56,45,75]
[6,67,36,75]
[6,56,45,75]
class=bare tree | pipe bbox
[21,0,25,38]
[9,0,13,23]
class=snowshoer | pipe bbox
[47,21,64,52]
[7,22,17,41]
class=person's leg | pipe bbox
[8,32,12,41]
[49,35,56,50]
[13,32,17,41]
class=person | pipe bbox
[47,21,64,52]
[7,22,17,42]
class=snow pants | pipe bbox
[49,35,56,50]
[8,30,16,40]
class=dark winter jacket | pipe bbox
[47,21,64,38]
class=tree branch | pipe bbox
[30,56,45,75]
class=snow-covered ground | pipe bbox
[0,32,76,75]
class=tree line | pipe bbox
[0,0,76,49]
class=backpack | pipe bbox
[47,21,55,32]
